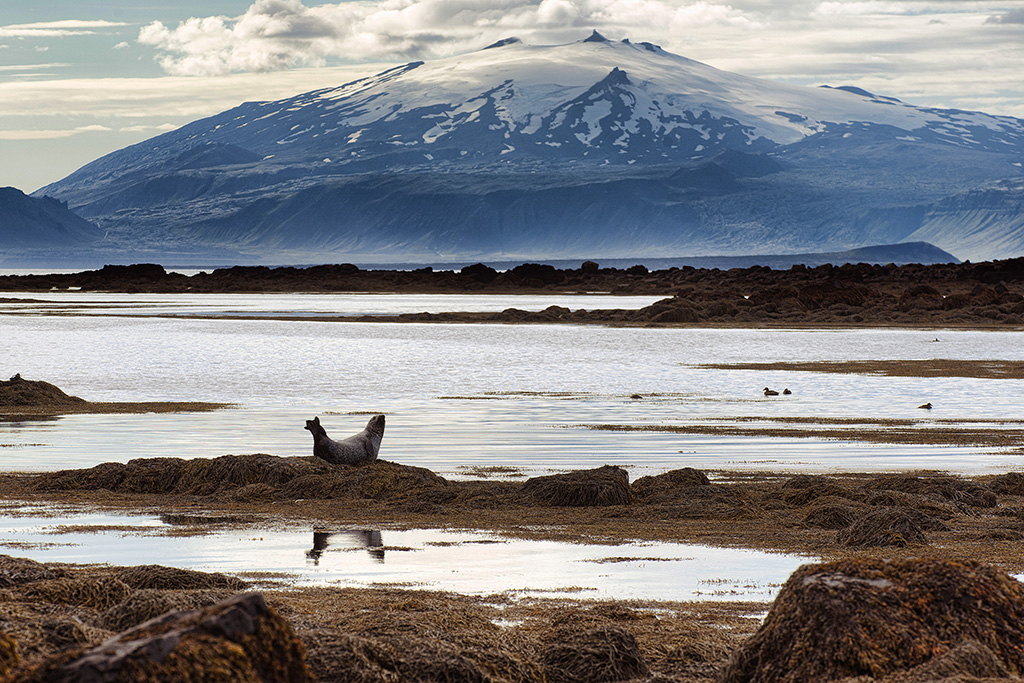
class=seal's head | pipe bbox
[305,416,325,437]
[365,414,385,437]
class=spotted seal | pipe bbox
[304,414,385,466]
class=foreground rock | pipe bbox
[0,554,739,683]
[721,557,1024,683]
[11,592,310,683]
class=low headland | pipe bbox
[3,257,1024,327]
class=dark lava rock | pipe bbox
[460,262,498,284]
[721,557,1024,683]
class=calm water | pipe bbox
[1,294,1023,477]
[0,291,665,318]
[0,506,805,601]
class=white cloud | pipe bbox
[0,124,112,140]
[137,0,765,76]
[119,123,179,133]
[0,66,384,119]
[0,63,69,72]
[0,20,130,38]
[113,41,130,50]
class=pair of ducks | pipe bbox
[763,385,933,409]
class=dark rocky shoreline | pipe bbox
[4,258,1024,326]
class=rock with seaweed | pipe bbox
[780,474,858,506]
[102,590,217,633]
[633,469,756,519]
[801,500,863,530]
[0,633,18,677]
[522,465,634,507]
[32,454,449,504]
[721,557,1024,683]
[540,626,649,683]
[0,374,86,408]
[891,639,1011,682]
[303,631,541,683]
[863,473,997,509]
[10,592,311,683]
[21,576,133,611]
[0,555,62,588]
[632,467,711,502]
[987,471,1024,496]
[113,564,248,591]
[836,507,933,548]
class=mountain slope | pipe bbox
[36,32,1024,263]
[0,187,102,251]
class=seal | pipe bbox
[304,414,385,466]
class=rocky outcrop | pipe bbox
[721,557,1024,683]
[12,592,311,683]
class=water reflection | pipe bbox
[306,529,385,564]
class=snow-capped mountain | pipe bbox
[36,32,1024,263]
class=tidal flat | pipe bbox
[1,284,1024,680]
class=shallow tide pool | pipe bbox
[0,506,808,602]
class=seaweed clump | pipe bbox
[836,507,933,548]
[11,592,310,683]
[0,374,86,408]
[721,557,1024,683]
[540,626,648,683]
[522,465,633,507]
[32,455,449,504]
[114,564,247,591]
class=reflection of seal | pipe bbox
[304,415,385,466]
[306,530,385,563]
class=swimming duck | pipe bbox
[782,388,792,395]
[763,387,779,396]
[918,402,933,410]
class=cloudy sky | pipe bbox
[2,0,1022,192]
